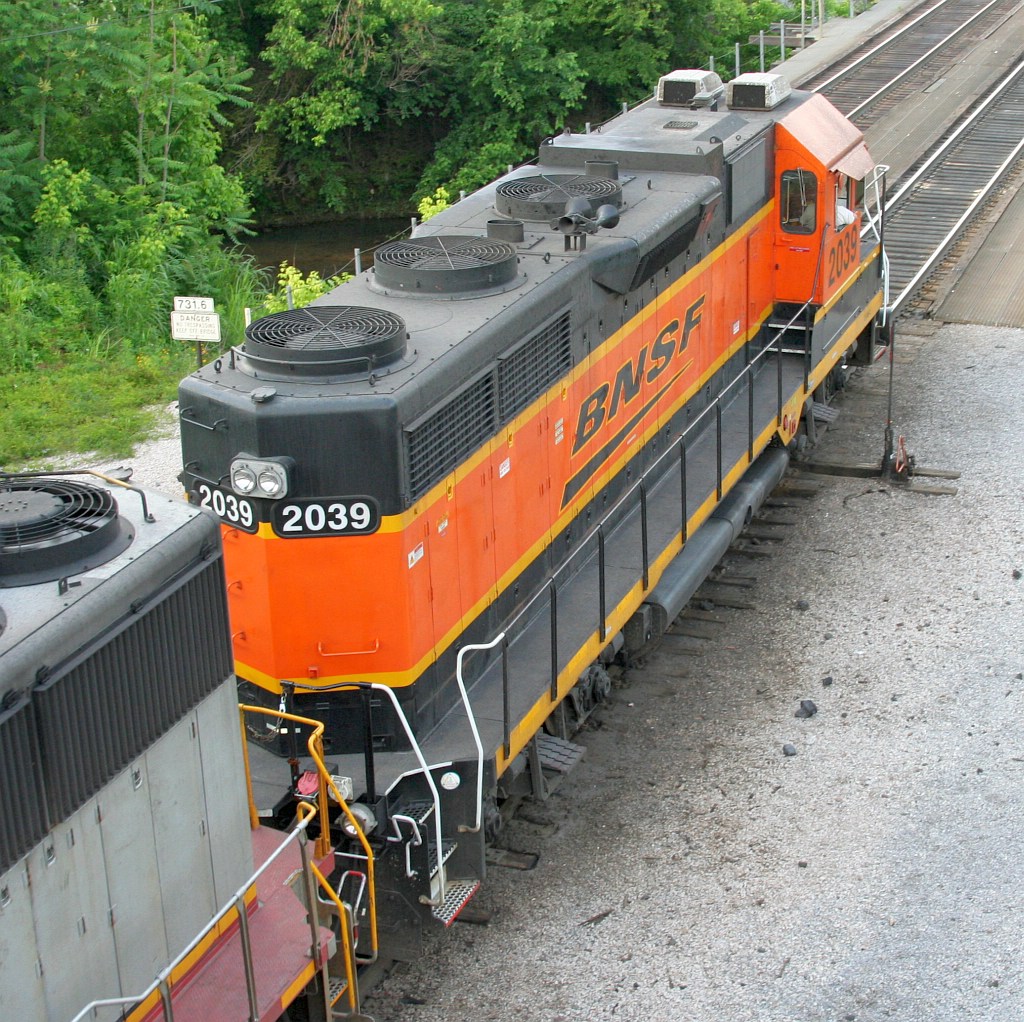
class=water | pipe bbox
[242,218,411,279]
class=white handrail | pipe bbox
[455,632,507,833]
[364,683,448,907]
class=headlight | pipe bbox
[231,465,257,494]
[257,468,284,497]
[230,456,292,499]
[340,802,377,838]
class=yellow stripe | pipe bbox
[494,287,876,772]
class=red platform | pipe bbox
[137,827,334,1022]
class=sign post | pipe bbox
[171,296,221,368]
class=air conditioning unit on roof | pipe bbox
[657,70,725,108]
[727,72,792,111]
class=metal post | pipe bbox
[639,484,649,590]
[158,980,174,1022]
[735,42,741,78]
[362,687,376,803]
[748,369,755,462]
[709,54,715,73]
[549,581,558,700]
[297,828,332,1022]
[780,21,786,63]
[502,637,511,757]
[679,439,688,542]
[715,403,723,501]
[234,895,260,1021]
[759,31,766,73]
[777,331,784,423]
[354,247,362,274]
[597,527,607,642]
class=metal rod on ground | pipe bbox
[354,248,362,275]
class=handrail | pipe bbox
[239,704,379,959]
[501,322,794,650]
[69,806,320,1022]
[287,682,449,908]
[310,862,359,1013]
[455,633,507,833]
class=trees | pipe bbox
[232,0,793,219]
[0,0,257,370]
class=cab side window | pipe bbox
[781,169,817,234]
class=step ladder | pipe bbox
[388,797,480,927]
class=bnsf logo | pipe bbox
[572,294,705,455]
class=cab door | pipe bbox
[774,164,821,303]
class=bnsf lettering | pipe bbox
[572,294,705,455]
[610,348,647,418]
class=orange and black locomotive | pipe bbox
[179,69,887,973]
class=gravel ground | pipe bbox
[83,320,1023,1021]
[357,320,1024,1022]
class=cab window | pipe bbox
[781,169,817,234]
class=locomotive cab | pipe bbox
[771,91,874,306]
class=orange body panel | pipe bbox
[225,206,786,691]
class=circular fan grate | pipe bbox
[373,236,518,295]
[244,306,407,376]
[495,174,622,222]
[0,478,132,585]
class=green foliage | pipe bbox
[417,187,451,221]
[260,262,349,314]
[0,349,194,467]
[0,0,868,462]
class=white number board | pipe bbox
[173,295,215,312]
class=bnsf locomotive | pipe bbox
[182,70,885,1012]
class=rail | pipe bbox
[884,56,1024,314]
[483,311,821,756]
[70,805,323,1022]
[238,704,380,958]
[286,681,451,908]
[455,634,507,834]
[310,860,360,1013]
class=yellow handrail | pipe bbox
[309,859,359,1013]
[238,704,379,959]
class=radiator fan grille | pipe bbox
[373,236,518,295]
[495,175,622,222]
[0,478,133,586]
[244,306,407,376]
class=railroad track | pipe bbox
[882,57,1024,314]
[805,0,1020,127]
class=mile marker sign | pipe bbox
[171,296,220,343]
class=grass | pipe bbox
[1,347,195,468]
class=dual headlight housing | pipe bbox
[230,456,293,499]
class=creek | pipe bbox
[243,217,411,279]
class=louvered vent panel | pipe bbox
[406,376,497,500]
[36,558,232,823]
[0,698,48,873]
[498,312,573,420]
